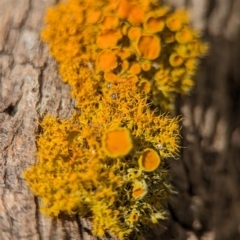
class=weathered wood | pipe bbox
[0,0,240,239]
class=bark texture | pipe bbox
[0,0,240,240]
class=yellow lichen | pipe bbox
[175,27,193,44]
[166,15,182,31]
[121,60,129,70]
[24,81,180,238]
[40,0,208,111]
[117,0,144,25]
[140,59,151,71]
[138,78,151,93]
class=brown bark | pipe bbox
[0,0,240,239]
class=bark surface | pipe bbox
[0,0,240,240]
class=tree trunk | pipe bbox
[0,0,240,239]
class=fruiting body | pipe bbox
[102,127,133,158]
[139,148,161,172]
[132,180,148,199]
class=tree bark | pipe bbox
[0,0,240,239]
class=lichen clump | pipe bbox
[24,82,180,239]
[23,0,207,239]
[41,0,208,111]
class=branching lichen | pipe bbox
[23,0,207,239]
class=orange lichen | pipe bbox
[126,75,139,84]
[132,188,146,199]
[97,29,122,49]
[139,148,161,172]
[141,60,151,71]
[169,53,184,67]
[102,127,133,158]
[185,58,197,70]
[137,34,161,60]
[117,0,132,19]
[138,78,151,93]
[129,63,141,75]
[127,27,142,40]
[175,27,193,44]
[104,71,119,82]
[87,10,102,24]
[97,50,118,71]
[166,15,182,31]
[117,0,144,25]
[144,16,165,33]
[132,180,148,199]
[114,48,132,60]
[121,60,129,70]
[100,15,119,29]
[40,0,207,111]
[127,5,145,25]
[121,22,130,35]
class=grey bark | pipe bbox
[0,0,240,239]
